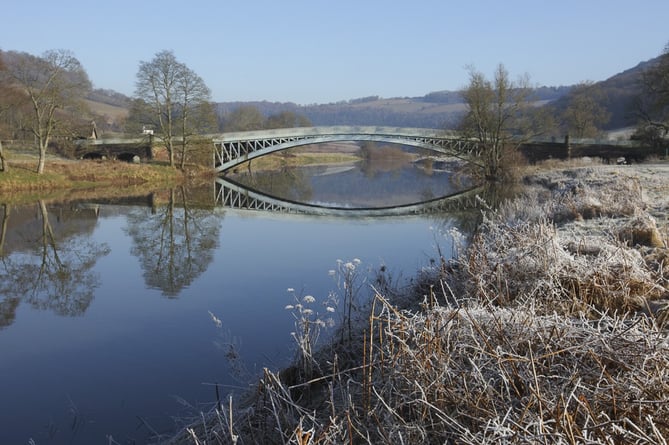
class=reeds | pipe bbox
[176,295,669,444]
[171,166,669,444]
[462,167,668,319]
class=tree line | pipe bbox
[458,43,669,181]
[1,44,668,180]
[0,49,314,173]
[0,49,91,173]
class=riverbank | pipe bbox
[172,162,669,444]
[0,159,216,204]
[243,151,361,171]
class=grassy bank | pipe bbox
[0,159,216,204]
[241,152,361,171]
[172,163,669,444]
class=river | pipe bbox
[0,151,478,443]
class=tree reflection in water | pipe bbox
[233,163,314,203]
[0,201,110,326]
[125,186,221,297]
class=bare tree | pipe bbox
[635,43,669,145]
[0,50,6,172]
[2,50,91,173]
[134,50,213,168]
[175,65,216,169]
[135,51,180,167]
[460,64,534,181]
[561,81,610,138]
[0,138,6,172]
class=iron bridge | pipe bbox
[213,126,481,173]
[215,177,483,217]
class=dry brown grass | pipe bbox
[173,295,669,444]
[462,167,668,317]
[0,159,215,204]
[170,164,669,445]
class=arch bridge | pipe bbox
[215,177,483,217]
[213,126,481,173]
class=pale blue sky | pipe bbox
[2,0,668,104]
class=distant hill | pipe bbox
[85,57,658,132]
[87,88,131,109]
[214,59,659,131]
[84,89,130,134]
[215,86,574,130]
[216,97,468,129]
[595,58,657,129]
[544,58,658,131]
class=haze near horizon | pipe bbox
[2,0,668,105]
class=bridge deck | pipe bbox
[212,126,480,172]
[213,126,459,141]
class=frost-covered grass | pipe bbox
[170,165,669,445]
[462,168,668,318]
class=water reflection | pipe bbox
[0,201,110,326]
[216,176,484,218]
[228,161,474,209]
[0,163,488,443]
[125,187,221,297]
[231,163,314,204]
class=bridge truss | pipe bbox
[215,178,483,217]
[213,126,481,172]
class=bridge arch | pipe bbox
[81,151,106,160]
[116,152,141,163]
[213,126,480,173]
[215,177,483,217]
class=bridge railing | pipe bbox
[212,126,481,172]
[212,126,462,141]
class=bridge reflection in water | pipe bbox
[215,177,483,217]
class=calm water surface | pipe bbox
[0,159,475,444]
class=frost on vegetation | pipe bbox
[177,168,669,445]
[461,169,669,321]
[616,210,665,248]
[279,258,372,385]
[183,295,669,445]
[515,168,644,225]
[284,285,339,381]
[466,215,664,314]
